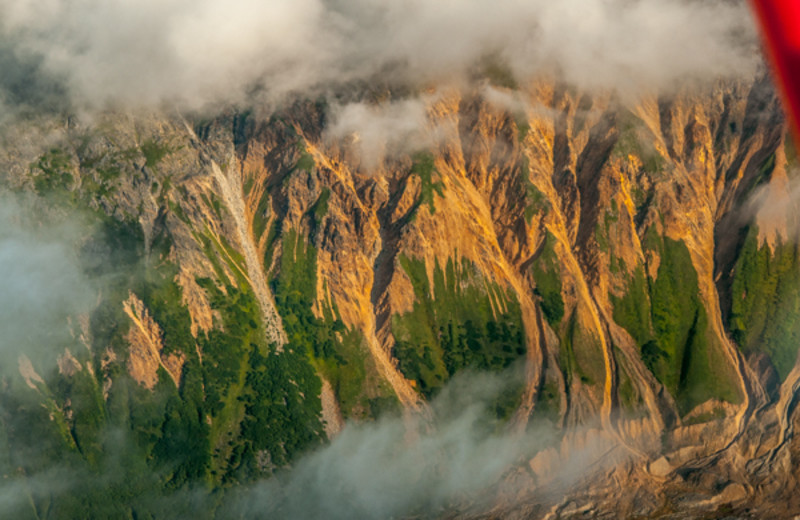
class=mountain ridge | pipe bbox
[1,73,799,517]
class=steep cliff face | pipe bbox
[1,73,800,517]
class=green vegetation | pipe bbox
[32,140,158,210]
[0,203,216,515]
[269,230,395,420]
[515,114,530,144]
[295,140,315,172]
[392,256,526,399]
[251,189,272,240]
[649,235,739,412]
[311,188,331,221]
[308,188,332,241]
[11,111,787,517]
[612,231,741,414]
[200,191,224,221]
[0,367,216,519]
[196,280,259,418]
[151,364,211,487]
[143,273,194,358]
[194,231,229,282]
[234,339,323,473]
[729,226,800,380]
[191,229,330,480]
[261,219,280,277]
[558,311,606,387]
[140,139,172,169]
[617,363,641,412]
[515,115,530,143]
[3,126,399,516]
[611,266,652,346]
[480,59,518,90]
[611,110,666,174]
[531,233,564,327]
[31,148,74,194]
[594,200,620,252]
[521,158,550,224]
[0,162,352,515]
[410,152,445,215]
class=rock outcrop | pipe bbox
[4,73,800,518]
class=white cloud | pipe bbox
[224,370,624,519]
[0,0,759,112]
[324,96,448,168]
[0,195,95,369]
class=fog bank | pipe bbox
[0,0,758,113]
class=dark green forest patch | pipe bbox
[392,256,526,407]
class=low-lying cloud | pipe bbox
[0,193,630,520]
[0,0,759,113]
[224,370,625,520]
[0,195,95,371]
[325,96,446,168]
[0,364,624,519]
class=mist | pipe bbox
[0,361,623,519]
[0,1,766,517]
[324,95,450,169]
[0,195,95,372]
[223,371,624,520]
[0,0,758,114]
[0,196,101,515]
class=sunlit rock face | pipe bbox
[1,63,800,518]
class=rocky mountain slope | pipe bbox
[1,71,799,518]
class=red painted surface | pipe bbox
[751,0,800,134]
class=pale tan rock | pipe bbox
[18,355,44,390]
[648,456,673,477]
[57,349,82,377]
[124,293,185,389]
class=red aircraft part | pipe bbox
[751,0,800,135]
